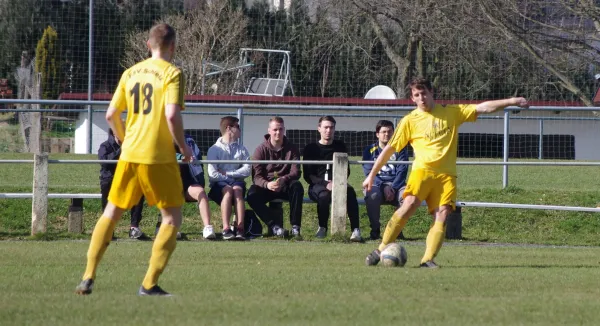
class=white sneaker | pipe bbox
[272,226,285,237]
[203,225,216,239]
[350,228,362,242]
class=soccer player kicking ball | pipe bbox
[75,23,193,296]
[364,78,529,268]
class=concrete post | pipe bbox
[330,152,348,236]
[68,198,84,233]
[31,153,48,235]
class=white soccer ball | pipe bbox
[380,243,407,267]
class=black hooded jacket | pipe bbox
[98,131,121,185]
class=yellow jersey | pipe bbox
[388,104,477,176]
[109,58,185,164]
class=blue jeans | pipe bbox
[364,184,405,239]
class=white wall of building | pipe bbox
[75,106,600,160]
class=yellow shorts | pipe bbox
[403,169,457,213]
[108,161,184,210]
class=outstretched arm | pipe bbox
[476,97,529,114]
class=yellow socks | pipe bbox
[421,221,446,264]
[142,224,178,290]
[378,212,409,252]
[82,216,117,280]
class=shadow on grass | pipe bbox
[0,231,30,240]
[445,264,599,269]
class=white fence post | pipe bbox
[330,152,348,236]
[31,153,48,235]
[502,110,510,188]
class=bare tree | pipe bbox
[475,0,599,106]
[336,0,450,98]
[122,0,248,95]
[324,0,598,103]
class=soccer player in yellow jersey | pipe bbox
[75,23,193,296]
[364,77,529,268]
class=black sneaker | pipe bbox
[235,228,246,241]
[75,279,94,295]
[138,285,172,297]
[222,229,235,240]
[365,249,381,266]
[420,260,440,269]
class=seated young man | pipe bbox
[176,134,215,240]
[362,120,409,240]
[247,116,304,238]
[207,116,251,240]
[303,115,362,242]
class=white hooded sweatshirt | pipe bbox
[207,137,251,184]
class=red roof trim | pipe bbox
[594,86,600,105]
[58,92,586,107]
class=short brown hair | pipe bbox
[269,116,284,124]
[318,115,336,126]
[220,116,239,134]
[408,77,433,92]
[375,120,394,133]
[148,23,176,50]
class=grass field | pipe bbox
[1,153,600,324]
[1,241,599,325]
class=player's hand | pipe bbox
[362,175,374,192]
[326,181,333,191]
[513,97,529,109]
[384,186,395,201]
[181,145,194,163]
[267,181,281,192]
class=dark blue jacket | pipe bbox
[176,134,205,187]
[362,143,408,189]
[98,132,120,184]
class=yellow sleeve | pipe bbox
[457,104,478,124]
[388,117,410,152]
[165,68,186,110]
[109,71,128,113]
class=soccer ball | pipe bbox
[380,243,407,267]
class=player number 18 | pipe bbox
[129,82,153,114]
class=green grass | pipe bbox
[44,120,76,138]
[1,241,599,325]
[0,153,600,245]
[0,123,23,153]
[1,153,600,324]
